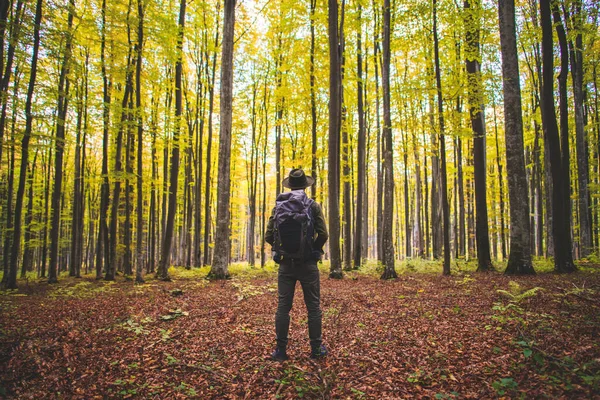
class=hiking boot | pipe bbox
[310,344,328,359]
[270,347,289,361]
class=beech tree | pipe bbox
[209,0,236,279]
[498,0,534,274]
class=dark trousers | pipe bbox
[275,259,322,350]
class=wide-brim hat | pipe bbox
[282,168,315,189]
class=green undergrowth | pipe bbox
[1,254,598,292]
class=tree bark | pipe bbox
[135,0,145,283]
[354,3,365,268]
[48,0,75,284]
[203,4,219,266]
[158,0,186,280]
[4,0,39,288]
[540,0,575,273]
[465,0,492,271]
[498,0,534,274]
[209,0,236,279]
[433,0,451,275]
[328,0,343,279]
[380,0,396,279]
[310,0,318,201]
[565,2,592,257]
[96,0,111,280]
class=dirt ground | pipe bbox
[1,265,599,399]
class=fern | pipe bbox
[497,281,543,303]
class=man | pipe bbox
[265,168,328,361]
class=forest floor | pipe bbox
[1,260,600,399]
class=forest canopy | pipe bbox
[0,0,599,286]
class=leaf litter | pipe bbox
[0,268,599,399]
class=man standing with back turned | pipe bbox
[266,168,328,361]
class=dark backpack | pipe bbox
[273,191,315,260]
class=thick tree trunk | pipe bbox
[498,0,534,274]
[209,0,235,279]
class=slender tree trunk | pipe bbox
[540,0,575,273]
[107,1,136,280]
[498,0,534,274]
[193,41,205,268]
[148,97,158,273]
[354,3,365,268]
[0,0,23,171]
[380,0,396,279]
[21,152,37,278]
[70,75,84,277]
[209,0,236,279]
[260,71,269,268]
[565,2,592,257]
[158,0,186,280]
[433,0,451,275]
[310,0,317,200]
[412,130,424,257]
[203,4,220,266]
[328,0,343,279]
[135,0,144,283]
[3,6,33,287]
[97,0,111,280]
[48,0,74,284]
[40,148,52,278]
[465,0,492,271]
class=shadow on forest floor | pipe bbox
[1,260,599,398]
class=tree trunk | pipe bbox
[70,73,84,278]
[97,0,111,280]
[203,4,219,266]
[328,0,343,279]
[498,0,534,274]
[310,0,318,200]
[48,0,74,284]
[21,152,37,278]
[465,0,492,271]
[0,0,24,170]
[354,3,365,268]
[380,0,396,279]
[158,0,186,280]
[2,0,37,288]
[540,0,575,273]
[565,2,592,257]
[209,0,235,279]
[374,2,383,263]
[135,0,144,283]
[433,0,451,275]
